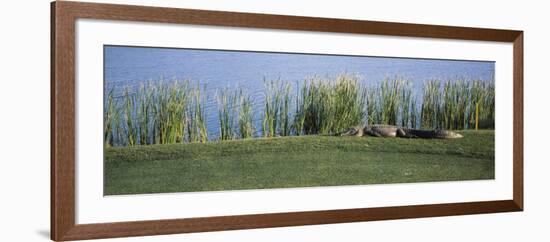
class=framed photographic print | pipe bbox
[51,1,523,241]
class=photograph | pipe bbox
[103,45,496,196]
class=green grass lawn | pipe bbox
[104,130,494,195]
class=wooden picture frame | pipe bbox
[51,1,523,241]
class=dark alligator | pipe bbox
[338,124,463,139]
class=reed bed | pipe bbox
[105,80,193,146]
[332,75,366,133]
[469,80,495,129]
[421,80,442,129]
[104,75,494,147]
[420,79,495,130]
[153,81,190,145]
[293,75,365,135]
[365,78,417,128]
[378,78,402,125]
[441,80,469,130]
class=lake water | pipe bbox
[104,46,495,137]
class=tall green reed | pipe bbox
[468,80,495,129]
[137,83,154,145]
[331,75,365,132]
[366,86,379,125]
[399,81,413,127]
[421,80,442,129]
[216,87,237,140]
[378,78,404,125]
[104,89,116,147]
[410,97,418,129]
[296,75,365,135]
[151,81,190,144]
[237,88,254,139]
[441,80,470,130]
[298,77,330,134]
[314,80,334,134]
[262,79,282,137]
[421,79,494,130]
[366,78,415,127]
[123,87,138,146]
[279,83,292,136]
[293,80,307,135]
[187,84,208,143]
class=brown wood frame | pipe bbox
[51,1,523,241]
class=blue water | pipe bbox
[104,45,495,137]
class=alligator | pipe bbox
[337,124,463,139]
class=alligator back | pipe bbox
[365,125,398,137]
[399,129,463,139]
[337,125,364,136]
[337,124,463,139]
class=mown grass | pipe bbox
[104,130,494,195]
